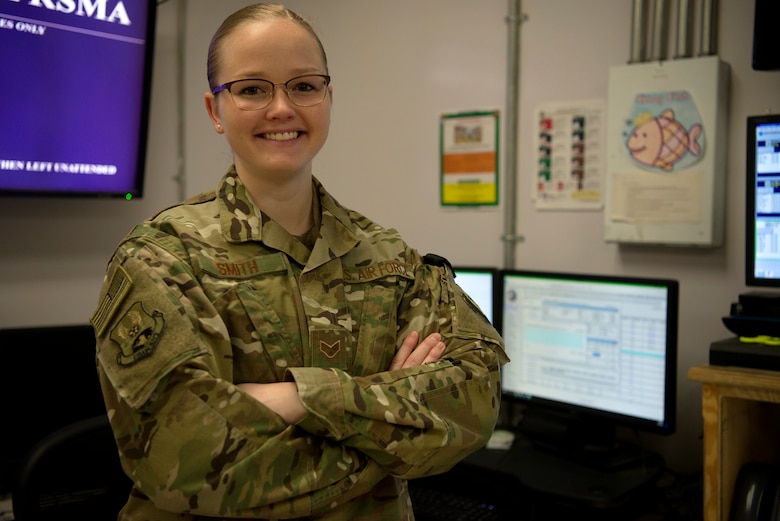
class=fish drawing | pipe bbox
[626,109,703,171]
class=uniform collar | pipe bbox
[216,167,360,266]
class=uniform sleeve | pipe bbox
[289,257,509,479]
[93,237,395,519]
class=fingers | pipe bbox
[388,330,419,371]
[389,331,446,370]
[421,336,446,364]
[407,332,444,367]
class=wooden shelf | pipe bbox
[688,364,780,521]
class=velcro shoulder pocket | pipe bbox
[94,255,207,409]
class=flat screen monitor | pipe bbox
[0,324,103,494]
[0,0,156,199]
[500,270,678,466]
[453,266,501,332]
[746,114,780,287]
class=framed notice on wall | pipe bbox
[439,111,499,206]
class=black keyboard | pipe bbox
[410,484,507,521]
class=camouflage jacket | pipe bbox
[91,168,508,521]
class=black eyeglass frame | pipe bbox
[211,74,331,110]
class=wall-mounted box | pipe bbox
[604,56,730,246]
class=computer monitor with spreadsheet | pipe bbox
[746,114,780,287]
[500,270,678,465]
[453,267,501,332]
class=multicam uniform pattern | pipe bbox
[91,167,508,521]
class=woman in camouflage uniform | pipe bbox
[91,3,508,520]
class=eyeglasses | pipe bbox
[212,74,331,111]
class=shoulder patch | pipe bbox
[91,265,133,336]
[109,302,165,366]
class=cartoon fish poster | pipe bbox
[624,91,705,173]
[604,56,729,246]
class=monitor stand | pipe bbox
[528,435,652,471]
[504,435,664,508]
[505,408,665,507]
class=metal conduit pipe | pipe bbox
[175,0,187,201]
[502,0,523,269]
[649,0,669,61]
[699,0,718,56]
[674,0,694,59]
[629,0,649,63]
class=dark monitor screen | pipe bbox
[500,270,678,443]
[746,114,780,287]
[0,0,156,199]
[0,324,103,493]
[453,266,501,332]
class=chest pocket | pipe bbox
[351,284,397,375]
[302,273,401,376]
[232,280,304,382]
[200,253,407,379]
[198,253,303,383]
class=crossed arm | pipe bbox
[237,330,446,424]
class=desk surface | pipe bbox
[462,437,664,508]
[688,364,780,394]
[413,441,702,521]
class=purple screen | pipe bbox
[0,0,155,197]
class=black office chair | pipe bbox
[12,414,130,521]
[730,462,780,521]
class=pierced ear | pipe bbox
[204,92,223,133]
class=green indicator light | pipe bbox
[126,193,133,201]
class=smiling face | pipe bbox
[205,18,332,186]
[627,118,662,166]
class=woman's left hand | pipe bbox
[388,331,445,370]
